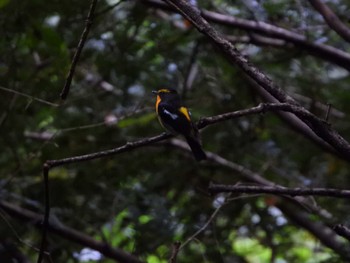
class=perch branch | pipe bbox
[164,0,350,161]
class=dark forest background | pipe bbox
[1,0,350,262]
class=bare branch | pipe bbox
[60,0,98,100]
[180,203,223,249]
[163,0,350,161]
[334,224,350,242]
[208,184,350,198]
[308,0,350,43]
[280,204,350,260]
[0,201,144,263]
[169,138,330,217]
[244,77,338,158]
[169,242,181,263]
[182,40,200,99]
[37,164,50,263]
[45,133,171,168]
[37,102,349,261]
[38,132,171,261]
[142,0,350,70]
[0,86,59,107]
[169,139,350,260]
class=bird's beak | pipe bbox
[152,90,158,95]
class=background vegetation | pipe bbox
[1,0,350,262]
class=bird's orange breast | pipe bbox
[155,95,161,114]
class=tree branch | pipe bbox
[60,0,98,100]
[169,242,181,263]
[334,224,350,242]
[142,0,350,70]
[0,201,144,263]
[208,184,350,198]
[279,204,350,261]
[308,0,350,43]
[244,76,339,158]
[163,0,350,161]
[38,102,348,261]
[169,139,350,259]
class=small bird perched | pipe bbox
[153,88,207,161]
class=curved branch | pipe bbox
[142,0,350,70]
[0,201,144,263]
[308,0,350,43]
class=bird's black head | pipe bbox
[152,88,178,95]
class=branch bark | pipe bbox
[308,0,350,43]
[60,0,98,100]
[280,204,350,261]
[37,102,349,261]
[0,201,144,263]
[163,0,350,161]
[168,139,350,260]
[142,0,350,70]
[208,184,350,198]
[334,224,350,242]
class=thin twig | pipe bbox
[37,102,347,261]
[169,138,333,218]
[37,164,50,263]
[164,0,350,161]
[0,86,59,107]
[142,0,350,70]
[208,184,350,198]
[95,0,125,17]
[60,0,98,100]
[169,241,181,263]
[182,40,200,99]
[169,140,350,259]
[0,201,144,263]
[180,204,223,249]
[0,209,42,255]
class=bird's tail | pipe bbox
[185,135,207,161]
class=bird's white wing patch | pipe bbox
[163,109,178,120]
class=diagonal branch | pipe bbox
[243,76,338,157]
[208,184,350,198]
[308,0,350,43]
[163,0,350,161]
[60,0,98,100]
[168,139,350,260]
[0,201,144,263]
[334,224,350,242]
[142,0,350,70]
[37,102,349,261]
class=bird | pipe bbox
[153,88,207,161]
